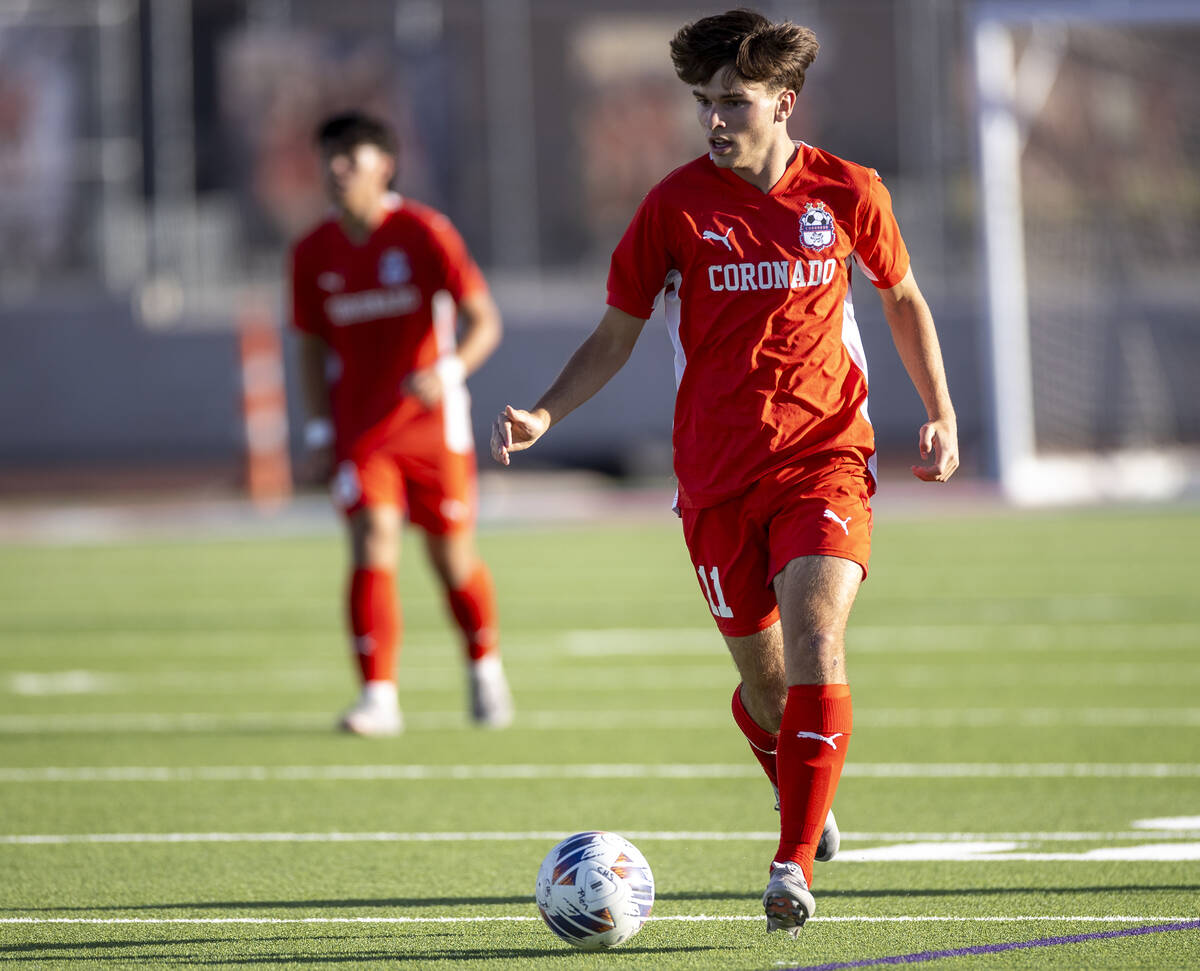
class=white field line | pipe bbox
[1135,815,1200,829]
[0,712,336,733]
[3,706,1200,733]
[3,666,745,696]
[1,763,1198,783]
[8,663,1200,697]
[837,841,1200,862]
[5,621,1197,665]
[0,915,1193,926]
[564,623,1200,655]
[4,830,1200,846]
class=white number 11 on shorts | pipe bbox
[697,565,734,618]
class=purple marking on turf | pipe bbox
[787,920,1200,970]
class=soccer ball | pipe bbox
[534,831,655,950]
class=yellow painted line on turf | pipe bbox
[4,830,1200,846]
[0,916,1193,925]
[1,763,1198,783]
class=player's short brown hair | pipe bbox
[315,111,397,157]
[670,8,819,93]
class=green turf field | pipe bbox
[1,504,1198,969]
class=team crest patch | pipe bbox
[799,202,836,252]
[378,248,411,286]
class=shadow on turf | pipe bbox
[15,883,1198,916]
[0,940,720,965]
[371,947,721,963]
[0,937,240,960]
[9,895,534,912]
[816,884,1200,900]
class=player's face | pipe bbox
[322,142,394,221]
[692,71,792,172]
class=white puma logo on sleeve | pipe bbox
[702,228,734,250]
[823,509,852,535]
[795,731,844,750]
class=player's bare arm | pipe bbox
[298,333,336,481]
[491,305,646,465]
[404,290,502,408]
[878,267,959,483]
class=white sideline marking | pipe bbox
[1133,816,1200,830]
[845,763,1200,778]
[839,842,1200,862]
[2,763,1198,783]
[1,666,751,696]
[7,657,1200,699]
[7,671,118,696]
[3,706,1200,733]
[4,830,1200,846]
[563,623,1200,655]
[0,915,1192,926]
[860,707,1200,728]
[0,712,336,733]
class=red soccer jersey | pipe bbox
[606,143,910,508]
[290,195,487,452]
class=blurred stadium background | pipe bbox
[0,0,1197,518]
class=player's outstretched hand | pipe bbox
[491,405,550,466]
[911,418,959,483]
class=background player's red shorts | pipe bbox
[330,418,476,535]
[680,452,873,637]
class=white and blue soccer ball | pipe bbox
[534,831,655,950]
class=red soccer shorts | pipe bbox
[331,421,476,535]
[680,452,873,637]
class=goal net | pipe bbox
[973,1,1200,503]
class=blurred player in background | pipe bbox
[492,10,957,933]
[291,111,512,736]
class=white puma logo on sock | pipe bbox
[823,509,851,535]
[702,228,734,250]
[795,731,844,750]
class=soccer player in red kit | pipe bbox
[292,111,512,736]
[492,10,957,933]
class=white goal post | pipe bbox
[972,0,1200,504]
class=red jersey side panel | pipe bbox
[290,198,486,455]
[606,144,910,508]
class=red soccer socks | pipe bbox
[348,568,399,683]
[446,563,499,662]
[732,684,780,793]
[773,683,853,884]
[347,561,498,678]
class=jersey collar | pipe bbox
[707,141,807,196]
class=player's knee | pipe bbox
[741,676,786,732]
[790,629,847,680]
[804,629,843,654]
[350,509,400,568]
[425,531,479,588]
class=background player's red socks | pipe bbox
[348,568,399,682]
[774,683,853,884]
[731,684,779,792]
[445,563,499,661]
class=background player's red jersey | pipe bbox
[290,195,487,454]
[606,144,910,508]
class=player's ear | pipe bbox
[775,89,797,122]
